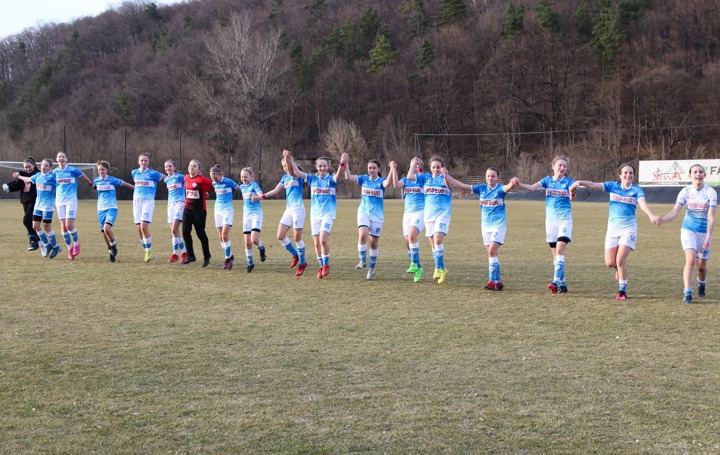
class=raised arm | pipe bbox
[334,153,349,183]
[283,149,307,180]
[440,168,472,192]
[503,176,520,193]
[407,157,420,182]
[385,161,397,188]
[344,154,358,184]
[516,181,542,191]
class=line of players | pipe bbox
[5,151,715,302]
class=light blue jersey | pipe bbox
[164,173,185,203]
[94,175,126,210]
[602,181,646,230]
[676,185,717,233]
[306,174,338,219]
[213,177,238,212]
[53,165,85,205]
[31,172,57,211]
[280,174,305,210]
[132,168,164,200]
[416,173,452,221]
[356,175,387,222]
[472,184,508,229]
[240,181,263,216]
[539,175,573,221]
[400,177,425,212]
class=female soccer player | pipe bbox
[210,165,240,270]
[443,167,519,290]
[182,159,215,267]
[93,161,134,262]
[262,153,308,276]
[4,157,40,251]
[407,156,452,284]
[571,163,659,300]
[394,158,430,283]
[239,167,266,273]
[54,151,94,259]
[131,153,164,262]
[164,159,187,263]
[345,157,396,280]
[656,164,716,303]
[284,150,349,279]
[16,158,62,258]
[516,155,575,294]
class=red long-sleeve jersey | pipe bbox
[184,174,214,210]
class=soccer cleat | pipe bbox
[558,284,568,294]
[437,268,447,284]
[223,255,234,270]
[42,243,51,257]
[49,245,61,259]
[356,261,366,269]
[72,243,81,257]
[68,248,75,260]
[202,256,211,268]
[433,268,441,279]
[698,284,706,298]
[547,283,558,295]
[494,282,504,291]
[259,246,267,262]
[168,254,179,263]
[413,267,424,283]
[28,241,39,251]
[108,250,115,262]
[484,281,495,291]
[406,263,419,273]
[295,263,307,277]
[246,263,255,273]
[144,251,152,263]
[616,291,627,300]
[290,255,299,268]
[181,255,196,265]
[683,294,693,304]
[366,268,375,280]
[322,265,330,277]
[179,252,188,264]
[111,244,117,257]
[316,267,324,279]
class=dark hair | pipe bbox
[97,160,110,170]
[24,157,39,171]
[618,163,636,175]
[210,165,223,175]
[486,166,500,176]
[429,155,445,167]
[368,159,382,177]
[688,163,705,175]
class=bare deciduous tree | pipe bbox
[321,117,368,165]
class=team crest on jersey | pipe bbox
[192,182,197,188]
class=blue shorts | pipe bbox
[98,208,118,229]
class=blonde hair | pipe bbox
[97,160,110,170]
[551,155,569,166]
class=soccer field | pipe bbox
[2,199,719,453]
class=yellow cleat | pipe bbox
[144,251,152,263]
[433,268,441,279]
[437,268,447,284]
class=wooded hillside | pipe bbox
[1,0,719,183]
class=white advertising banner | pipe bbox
[639,160,720,185]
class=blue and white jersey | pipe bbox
[280,174,305,210]
[53,165,85,205]
[132,168,164,200]
[602,181,646,229]
[240,181,263,216]
[164,173,185,203]
[94,175,126,210]
[472,184,508,230]
[415,173,452,221]
[306,174,338,219]
[676,185,717,233]
[356,175,387,222]
[30,172,57,211]
[213,177,238,212]
[400,177,425,213]
[539,175,573,221]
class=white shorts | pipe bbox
[167,200,184,224]
[426,214,451,238]
[279,207,306,231]
[681,228,712,260]
[605,225,637,251]
[483,226,507,246]
[133,198,155,224]
[546,219,573,243]
[215,209,234,228]
[403,211,425,237]
[357,212,383,238]
[311,214,335,236]
[243,213,263,232]
[56,201,78,220]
